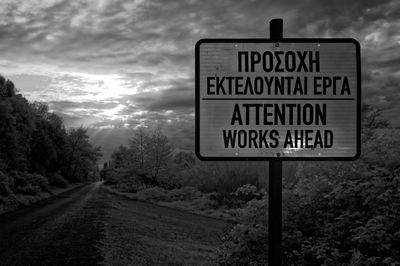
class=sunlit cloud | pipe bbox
[0,0,399,163]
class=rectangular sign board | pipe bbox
[195,39,361,161]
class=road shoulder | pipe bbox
[100,185,232,266]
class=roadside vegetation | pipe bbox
[3,73,398,264]
[102,103,400,265]
[0,75,101,214]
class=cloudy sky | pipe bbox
[0,0,399,157]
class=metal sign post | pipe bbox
[269,18,283,266]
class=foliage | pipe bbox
[8,171,48,193]
[218,103,400,265]
[107,139,265,201]
[237,195,268,226]
[219,170,400,265]
[101,167,120,185]
[0,171,13,196]
[134,186,171,202]
[182,162,260,194]
[63,127,102,182]
[167,186,203,201]
[0,74,101,206]
[148,128,172,179]
[178,161,264,207]
[218,223,268,265]
[362,128,400,172]
[48,172,69,188]
[106,126,172,185]
[172,151,196,168]
[129,127,151,171]
[111,145,132,169]
[361,103,390,142]
[131,185,222,216]
[232,184,264,205]
[110,168,149,192]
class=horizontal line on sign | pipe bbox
[202,98,356,101]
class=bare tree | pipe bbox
[129,127,150,172]
[126,127,172,182]
[149,127,172,181]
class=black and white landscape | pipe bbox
[1,0,400,265]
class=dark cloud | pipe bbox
[49,100,119,112]
[1,0,400,153]
[146,87,194,111]
[123,72,155,80]
[117,77,194,113]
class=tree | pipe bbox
[0,99,18,170]
[0,76,16,97]
[63,127,101,182]
[29,102,68,175]
[148,127,172,181]
[361,103,390,142]
[0,74,103,196]
[5,80,16,97]
[0,75,6,96]
[129,127,150,171]
[108,127,173,185]
[111,145,132,169]
[173,151,196,168]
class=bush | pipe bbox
[28,173,49,191]
[0,194,19,214]
[48,172,69,188]
[101,167,152,192]
[16,184,42,195]
[231,184,264,208]
[134,187,170,202]
[181,162,262,194]
[167,186,202,201]
[9,170,26,190]
[189,195,220,211]
[179,162,264,208]
[158,179,182,190]
[237,195,268,226]
[9,171,49,194]
[217,167,400,265]
[218,223,268,265]
[217,190,269,265]
[0,171,14,196]
[114,182,142,193]
[100,168,119,185]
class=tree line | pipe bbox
[0,74,101,199]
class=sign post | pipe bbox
[195,18,360,266]
[269,18,283,266]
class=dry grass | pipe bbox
[100,192,232,266]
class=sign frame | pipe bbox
[195,38,361,161]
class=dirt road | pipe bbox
[0,183,231,266]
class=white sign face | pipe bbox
[195,39,360,161]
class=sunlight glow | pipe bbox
[63,72,138,101]
[101,104,127,120]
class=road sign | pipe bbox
[195,39,361,160]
